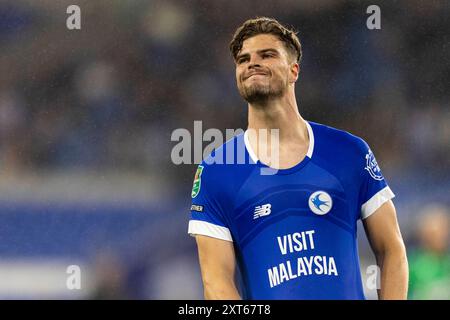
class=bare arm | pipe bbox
[195,235,242,300]
[363,200,409,299]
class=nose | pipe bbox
[248,54,262,69]
[248,62,262,70]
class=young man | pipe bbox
[188,17,408,299]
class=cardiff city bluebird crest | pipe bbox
[365,149,383,181]
[308,191,333,215]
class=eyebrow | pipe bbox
[236,48,280,61]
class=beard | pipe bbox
[238,76,286,104]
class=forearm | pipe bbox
[376,247,409,300]
[204,279,242,300]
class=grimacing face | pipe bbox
[235,34,298,104]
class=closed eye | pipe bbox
[237,57,249,64]
[261,51,277,59]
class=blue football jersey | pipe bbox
[188,121,395,299]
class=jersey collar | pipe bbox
[244,120,315,164]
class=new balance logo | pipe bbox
[253,203,272,219]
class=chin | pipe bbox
[243,91,272,104]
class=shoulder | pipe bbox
[201,132,245,172]
[308,121,378,184]
[309,121,371,160]
[310,121,369,151]
[196,132,255,191]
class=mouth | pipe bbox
[244,72,268,81]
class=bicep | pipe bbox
[195,235,237,283]
[362,200,405,255]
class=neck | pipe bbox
[247,90,307,143]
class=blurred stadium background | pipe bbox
[0,0,448,299]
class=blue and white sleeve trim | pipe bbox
[188,220,233,242]
[361,186,395,220]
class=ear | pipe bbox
[289,62,300,83]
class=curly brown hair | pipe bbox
[229,17,302,64]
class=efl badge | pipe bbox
[191,165,204,198]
